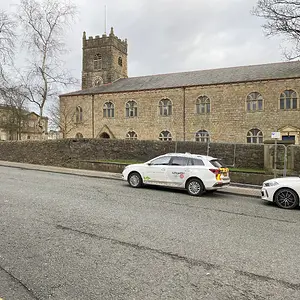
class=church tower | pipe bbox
[81,27,128,89]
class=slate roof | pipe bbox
[61,60,300,97]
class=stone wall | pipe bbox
[0,139,264,170]
[61,78,300,145]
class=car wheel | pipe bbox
[186,178,204,196]
[128,172,143,188]
[274,188,299,209]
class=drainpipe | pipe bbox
[183,87,186,141]
[92,94,95,138]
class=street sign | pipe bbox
[271,132,280,139]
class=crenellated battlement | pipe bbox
[83,27,127,54]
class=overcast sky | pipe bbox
[0,0,290,92]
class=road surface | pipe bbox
[0,166,299,299]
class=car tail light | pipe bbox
[209,168,221,180]
[209,168,220,174]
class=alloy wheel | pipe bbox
[275,189,299,209]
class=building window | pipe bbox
[103,102,114,118]
[159,130,172,141]
[246,92,263,111]
[196,96,210,114]
[280,90,297,110]
[94,54,102,70]
[126,131,137,140]
[247,128,263,144]
[75,106,83,123]
[159,98,172,116]
[75,133,83,138]
[126,101,138,117]
[118,57,123,66]
[195,130,210,142]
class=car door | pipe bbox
[165,156,190,187]
[143,156,171,185]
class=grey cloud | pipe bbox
[0,0,290,90]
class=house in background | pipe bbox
[48,130,62,140]
[0,105,48,140]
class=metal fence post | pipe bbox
[274,138,277,178]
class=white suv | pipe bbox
[122,153,230,196]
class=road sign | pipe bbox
[271,132,280,139]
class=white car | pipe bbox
[261,177,300,209]
[122,153,230,196]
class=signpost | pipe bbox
[271,132,280,178]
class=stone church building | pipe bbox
[60,28,300,144]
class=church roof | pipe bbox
[61,60,300,96]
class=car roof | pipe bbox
[162,153,217,160]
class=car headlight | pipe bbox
[263,181,279,187]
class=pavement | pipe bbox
[0,160,261,198]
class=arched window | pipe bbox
[195,130,210,142]
[246,92,263,111]
[196,96,210,114]
[159,130,172,141]
[247,128,263,144]
[75,132,83,138]
[94,77,103,87]
[75,106,83,123]
[126,131,137,140]
[103,102,114,118]
[159,98,172,116]
[94,54,102,70]
[280,90,297,110]
[118,57,123,66]
[126,101,138,117]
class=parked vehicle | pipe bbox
[261,177,300,209]
[122,153,230,196]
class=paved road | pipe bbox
[0,165,299,300]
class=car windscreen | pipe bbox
[209,159,225,168]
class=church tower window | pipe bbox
[118,57,123,66]
[94,54,102,70]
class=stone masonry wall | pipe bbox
[61,78,300,144]
[0,139,264,170]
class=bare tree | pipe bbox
[16,0,78,130]
[0,11,16,86]
[48,99,88,138]
[253,0,300,59]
